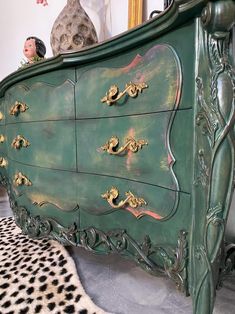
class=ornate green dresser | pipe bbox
[0,1,234,313]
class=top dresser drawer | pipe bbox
[75,44,184,119]
[4,69,75,123]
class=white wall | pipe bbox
[0,1,63,80]
[0,0,163,81]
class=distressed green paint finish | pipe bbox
[75,44,182,118]
[76,110,192,192]
[79,191,190,243]
[5,76,75,123]
[6,121,76,171]
[7,161,78,212]
[69,173,178,220]
[8,160,177,221]
[18,68,76,87]
[0,1,234,314]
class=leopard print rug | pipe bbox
[0,217,107,314]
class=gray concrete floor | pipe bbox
[0,186,235,314]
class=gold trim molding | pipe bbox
[128,0,143,29]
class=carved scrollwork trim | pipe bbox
[194,149,209,187]
[193,1,235,310]
[14,207,52,238]
[10,202,188,292]
[194,244,213,310]
[196,76,219,148]
[164,230,188,292]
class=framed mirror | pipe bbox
[128,0,172,29]
[128,0,143,29]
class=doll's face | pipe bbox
[23,38,37,61]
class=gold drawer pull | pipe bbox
[101,186,147,209]
[0,157,7,168]
[11,135,30,149]
[0,134,5,143]
[10,101,29,116]
[101,136,148,155]
[0,112,3,121]
[101,82,148,106]
[14,172,32,186]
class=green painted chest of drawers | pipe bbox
[0,1,235,313]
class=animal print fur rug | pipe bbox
[0,216,107,314]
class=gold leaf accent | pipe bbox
[101,186,147,209]
[101,82,148,106]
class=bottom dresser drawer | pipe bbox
[7,161,189,228]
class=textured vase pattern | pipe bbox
[50,0,98,55]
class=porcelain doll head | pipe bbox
[23,36,46,63]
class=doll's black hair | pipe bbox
[26,36,46,58]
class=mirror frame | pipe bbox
[128,0,143,29]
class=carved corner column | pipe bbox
[192,1,235,313]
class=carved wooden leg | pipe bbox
[192,266,216,314]
[192,1,235,313]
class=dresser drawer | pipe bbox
[74,174,179,221]
[76,110,192,192]
[5,70,75,123]
[80,191,191,250]
[6,121,76,171]
[8,162,77,212]
[9,162,179,223]
[75,44,183,119]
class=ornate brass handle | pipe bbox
[101,136,148,155]
[11,135,30,149]
[9,101,29,116]
[0,157,7,168]
[101,186,147,209]
[0,112,3,121]
[14,172,32,186]
[101,82,148,106]
[0,134,5,143]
